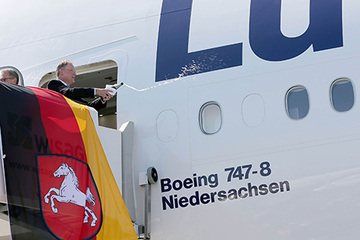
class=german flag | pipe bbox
[0,82,137,240]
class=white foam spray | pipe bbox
[120,61,202,92]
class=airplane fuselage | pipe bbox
[1,0,360,239]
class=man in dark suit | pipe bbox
[48,60,114,111]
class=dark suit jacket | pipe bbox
[47,79,106,111]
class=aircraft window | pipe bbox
[199,101,222,135]
[330,78,354,112]
[285,86,309,120]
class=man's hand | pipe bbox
[95,88,114,101]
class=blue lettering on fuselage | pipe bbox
[155,0,343,82]
[155,0,243,82]
[249,0,343,61]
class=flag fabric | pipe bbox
[0,82,137,240]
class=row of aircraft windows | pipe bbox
[200,78,355,135]
[286,78,354,120]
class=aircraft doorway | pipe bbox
[39,60,118,129]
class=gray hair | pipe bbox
[56,60,73,77]
[1,68,19,84]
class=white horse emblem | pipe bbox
[44,163,98,227]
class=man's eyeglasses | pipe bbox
[62,69,76,74]
[0,77,15,82]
